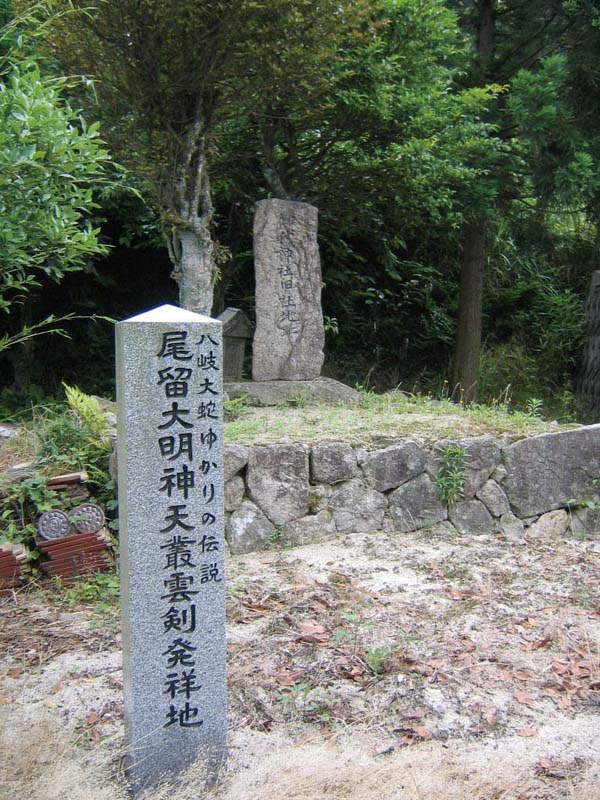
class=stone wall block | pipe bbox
[224,444,249,482]
[329,479,386,533]
[226,500,276,554]
[246,443,309,524]
[500,513,525,541]
[503,425,600,517]
[448,499,494,534]
[224,475,245,513]
[526,509,570,538]
[476,479,511,518]
[570,506,600,536]
[308,483,333,514]
[388,473,447,532]
[361,442,426,493]
[280,510,336,546]
[310,443,358,484]
[492,464,508,483]
[431,436,501,499]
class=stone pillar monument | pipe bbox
[252,199,325,381]
[116,304,226,793]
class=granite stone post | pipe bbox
[116,304,226,793]
[252,198,325,381]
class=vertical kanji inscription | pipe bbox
[116,305,225,794]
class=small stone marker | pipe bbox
[218,307,253,381]
[116,304,226,793]
[252,198,325,381]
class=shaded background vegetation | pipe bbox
[2,0,600,420]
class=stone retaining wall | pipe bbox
[223,425,600,553]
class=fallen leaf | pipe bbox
[520,635,552,651]
[413,725,432,740]
[373,744,396,757]
[297,622,330,644]
[85,712,100,725]
[554,694,572,709]
[426,658,445,670]
[446,589,480,601]
[402,707,426,721]
[514,691,537,708]
[517,726,538,737]
[51,681,62,694]
[7,667,23,678]
[274,669,305,687]
[513,669,535,681]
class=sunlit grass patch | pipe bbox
[224,391,573,446]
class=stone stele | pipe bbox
[252,198,324,381]
[116,304,226,794]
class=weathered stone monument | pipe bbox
[252,198,324,381]
[116,304,226,793]
[578,270,600,420]
[218,307,253,381]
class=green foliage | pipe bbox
[364,646,391,676]
[0,385,115,549]
[36,385,112,480]
[62,571,119,611]
[0,474,62,549]
[525,397,544,419]
[63,384,112,446]
[0,14,111,315]
[434,445,466,507]
[1,0,597,415]
[478,342,539,410]
[223,394,252,421]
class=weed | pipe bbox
[434,445,466,506]
[284,393,311,408]
[62,571,120,611]
[525,397,544,419]
[267,527,283,548]
[0,386,116,550]
[223,391,564,447]
[223,394,252,421]
[364,646,391,675]
[275,681,311,706]
[0,474,63,550]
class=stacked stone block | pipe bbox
[223,425,600,553]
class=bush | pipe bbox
[0,386,116,551]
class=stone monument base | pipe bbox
[224,377,359,407]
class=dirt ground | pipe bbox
[1,523,600,800]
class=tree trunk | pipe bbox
[164,122,217,316]
[451,217,488,403]
[8,300,35,393]
[9,339,35,394]
[450,0,495,404]
[176,228,215,316]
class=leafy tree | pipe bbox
[0,8,111,356]
[218,0,498,382]
[42,0,372,315]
